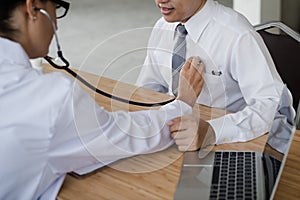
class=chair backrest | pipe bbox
[254,22,300,129]
[254,21,300,128]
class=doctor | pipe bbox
[0,0,205,199]
[136,0,293,150]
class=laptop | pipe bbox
[174,118,295,200]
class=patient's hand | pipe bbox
[176,56,204,107]
[168,115,216,152]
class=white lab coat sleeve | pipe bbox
[48,80,192,174]
[208,30,286,144]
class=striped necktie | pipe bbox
[172,24,188,96]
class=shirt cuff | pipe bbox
[207,115,239,144]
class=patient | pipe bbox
[136,0,294,151]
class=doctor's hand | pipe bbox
[176,56,204,107]
[167,115,216,152]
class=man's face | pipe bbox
[155,0,205,23]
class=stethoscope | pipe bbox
[37,8,175,107]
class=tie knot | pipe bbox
[176,24,188,35]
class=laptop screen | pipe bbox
[262,143,286,198]
[262,111,296,199]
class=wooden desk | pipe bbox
[274,130,300,199]
[42,65,300,200]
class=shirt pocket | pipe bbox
[197,72,227,108]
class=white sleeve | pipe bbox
[208,31,293,144]
[136,54,169,93]
[49,82,192,174]
[135,20,169,93]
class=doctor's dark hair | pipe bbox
[0,0,47,37]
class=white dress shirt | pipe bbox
[0,37,192,200]
[136,0,293,144]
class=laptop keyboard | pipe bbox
[209,152,257,200]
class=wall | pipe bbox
[233,0,281,25]
[232,0,300,32]
[217,0,233,7]
[281,0,300,32]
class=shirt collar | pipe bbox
[0,37,31,70]
[184,0,215,43]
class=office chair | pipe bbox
[254,21,300,129]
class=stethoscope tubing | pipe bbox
[45,52,175,107]
[38,8,175,107]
